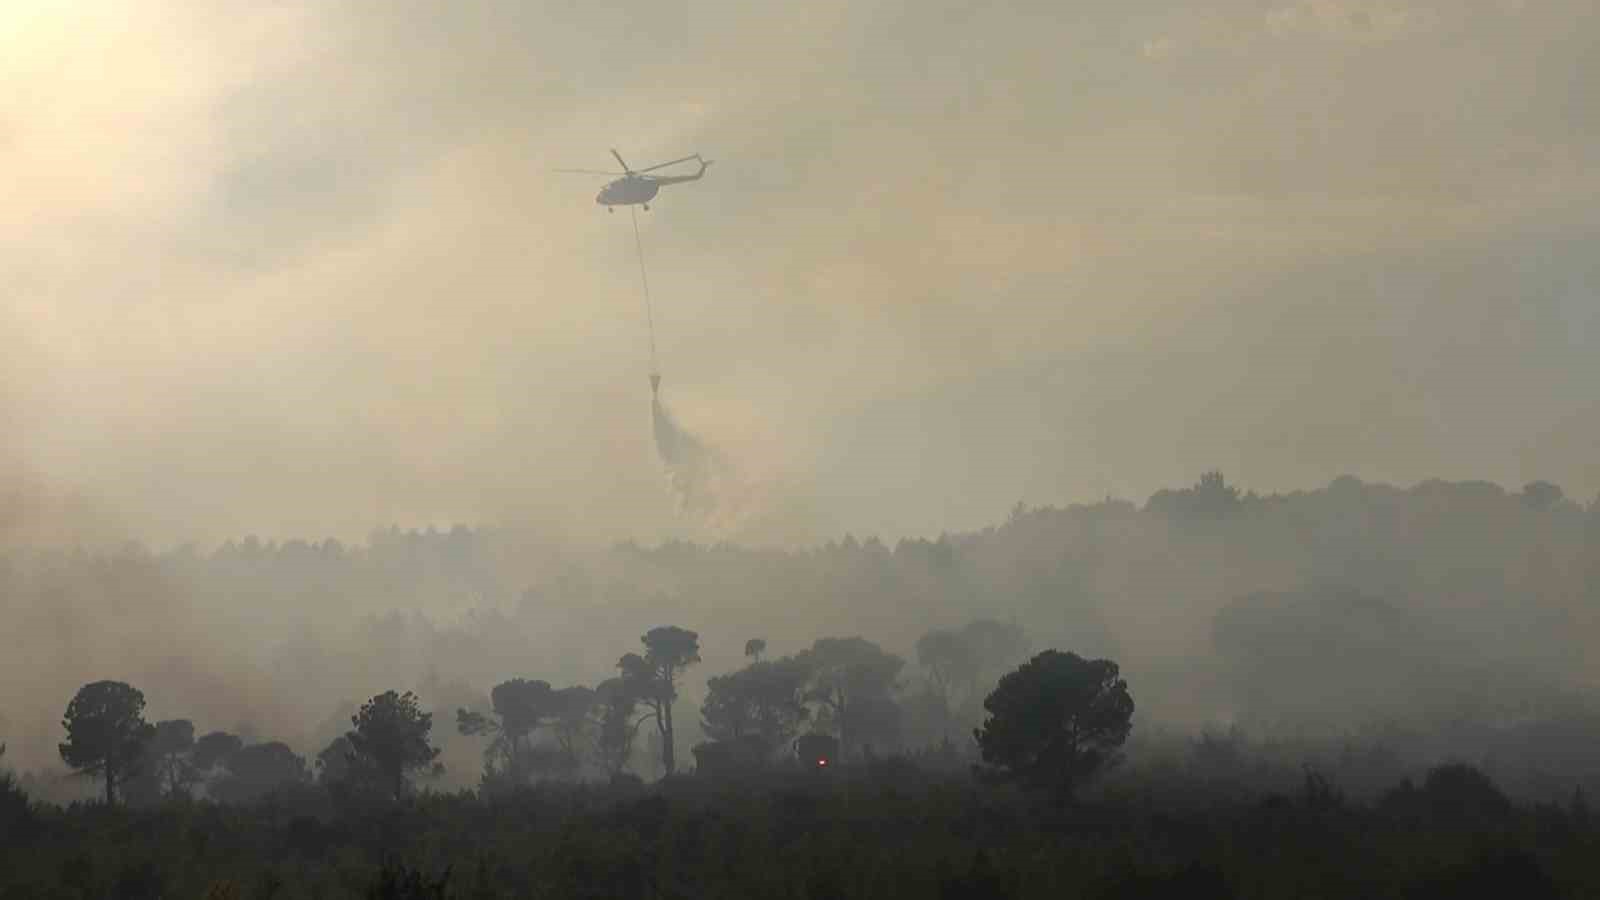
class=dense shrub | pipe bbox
[1,761,1596,899]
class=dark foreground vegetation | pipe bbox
[3,755,1597,899]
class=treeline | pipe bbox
[6,618,1600,897]
[20,617,1036,812]
[4,724,1598,898]
[4,472,1599,789]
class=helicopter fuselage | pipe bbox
[597,176,660,207]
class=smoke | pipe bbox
[650,385,763,534]
[642,378,827,546]
[0,469,123,552]
[652,388,722,518]
[3,1,1599,546]
[1,348,120,552]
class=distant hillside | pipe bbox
[2,474,1597,781]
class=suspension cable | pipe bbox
[630,206,659,382]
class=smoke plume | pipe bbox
[651,387,743,527]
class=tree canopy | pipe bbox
[211,741,310,803]
[58,680,155,805]
[796,637,904,756]
[916,629,975,734]
[458,678,556,781]
[124,718,198,805]
[347,690,441,801]
[974,650,1134,803]
[549,685,597,772]
[192,730,244,773]
[701,656,811,750]
[593,676,645,777]
[620,626,700,775]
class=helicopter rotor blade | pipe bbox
[636,154,701,174]
[553,168,620,176]
[610,148,631,172]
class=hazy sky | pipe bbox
[4,0,1597,547]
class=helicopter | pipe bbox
[556,149,713,212]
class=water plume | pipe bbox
[651,386,736,524]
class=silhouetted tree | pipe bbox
[917,629,976,736]
[549,685,597,773]
[975,650,1134,803]
[594,677,646,776]
[457,678,554,781]
[315,732,388,804]
[909,620,1030,746]
[315,735,358,783]
[701,657,811,750]
[619,626,700,775]
[59,680,155,805]
[796,637,904,755]
[347,690,441,800]
[192,730,244,774]
[959,619,1030,695]
[147,719,197,798]
[122,718,198,806]
[705,689,757,748]
[211,741,310,803]
[744,638,767,663]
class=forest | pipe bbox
[4,472,1600,897]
